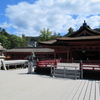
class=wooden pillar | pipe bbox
[20,53,21,59]
[58,53,60,59]
[47,54,49,60]
[66,47,70,62]
[54,52,56,59]
[39,54,42,61]
[99,51,100,60]
[67,52,69,62]
[70,51,72,61]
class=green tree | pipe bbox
[57,33,61,37]
[64,27,74,36]
[0,28,9,36]
[38,28,52,41]
[51,32,57,40]
[0,35,10,49]
[22,34,27,47]
[0,27,27,49]
[51,32,62,40]
[9,35,26,48]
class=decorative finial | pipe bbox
[84,20,86,23]
[80,20,91,29]
[83,20,87,26]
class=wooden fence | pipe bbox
[51,65,80,79]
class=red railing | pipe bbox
[36,59,61,68]
[80,63,100,71]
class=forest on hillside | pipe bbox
[0,27,27,49]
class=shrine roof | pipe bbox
[39,21,100,45]
[4,47,54,53]
[57,35,100,41]
[38,40,56,44]
[39,35,100,45]
[68,21,100,37]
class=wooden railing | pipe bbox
[36,59,61,68]
[79,62,100,79]
[80,63,100,71]
[51,65,80,79]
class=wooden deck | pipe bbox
[0,68,100,100]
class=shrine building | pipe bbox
[4,47,54,61]
[38,21,100,63]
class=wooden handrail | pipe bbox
[80,63,100,71]
[36,59,60,68]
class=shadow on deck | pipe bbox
[83,70,100,80]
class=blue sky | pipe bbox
[0,0,100,36]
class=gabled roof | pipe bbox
[67,20,100,37]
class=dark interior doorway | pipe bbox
[73,51,99,60]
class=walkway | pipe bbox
[0,67,100,100]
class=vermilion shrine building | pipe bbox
[4,47,54,61]
[4,21,100,63]
[39,21,100,63]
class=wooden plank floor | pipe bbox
[0,68,100,100]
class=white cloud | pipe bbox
[0,22,12,28]
[92,0,100,2]
[4,0,100,36]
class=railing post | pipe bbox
[55,60,57,68]
[87,58,89,63]
[53,66,55,77]
[75,67,77,79]
[51,65,53,77]
[80,60,83,79]
[64,66,65,78]
[79,60,82,70]
[72,58,74,63]
[93,67,94,70]
[36,61,38,67]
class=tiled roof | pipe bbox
[57,35,100,41]
[67,21,100,37]
[38,40,56,44]
[4,48,54,53]
[38,35,100,45]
